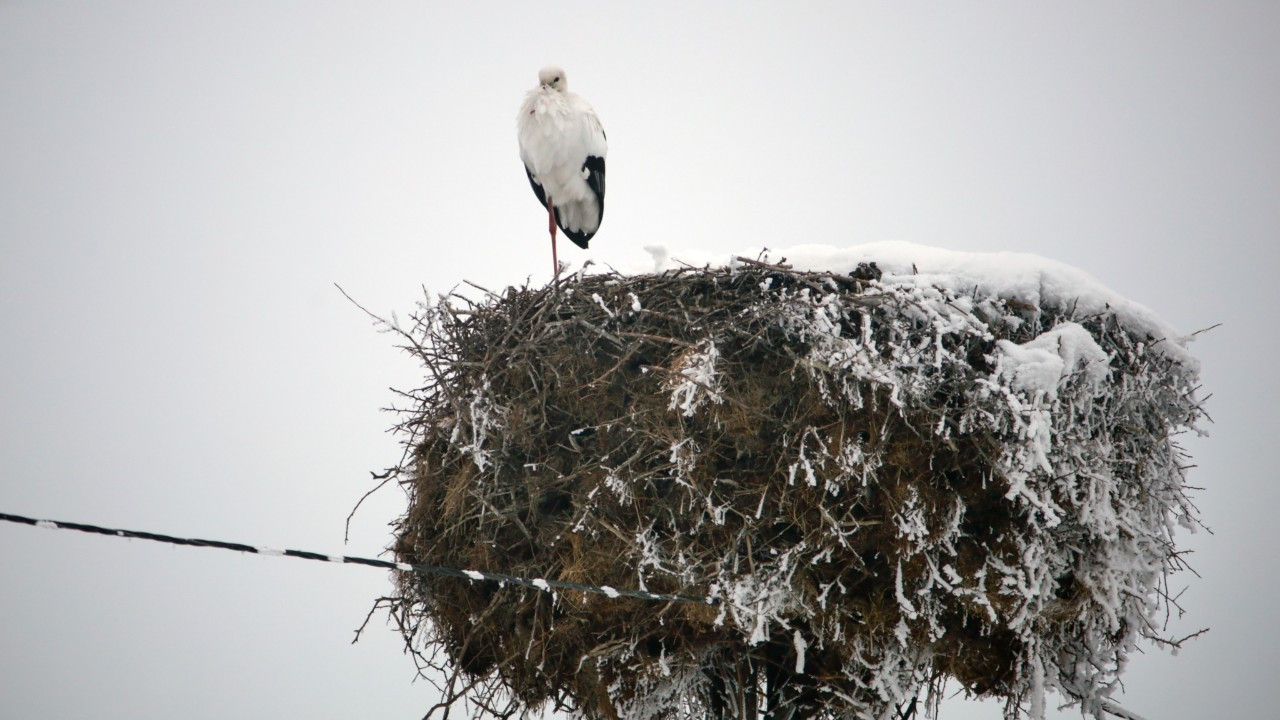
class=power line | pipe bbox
[0,512,713,606]
[2,512,1162,720]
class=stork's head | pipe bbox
[538,66,567,92]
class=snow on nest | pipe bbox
[621,241,1196,369]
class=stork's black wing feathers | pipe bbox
[583,155,605,212]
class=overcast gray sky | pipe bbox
[2,2,1277,718]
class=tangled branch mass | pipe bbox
[384,248,1203,720]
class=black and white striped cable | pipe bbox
[0,512,713,606]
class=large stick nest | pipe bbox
[384,258,1202,720]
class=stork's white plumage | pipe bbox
[517,66,607,278]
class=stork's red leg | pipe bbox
[548,198,559,280]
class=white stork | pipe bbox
[517,66,607,279]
